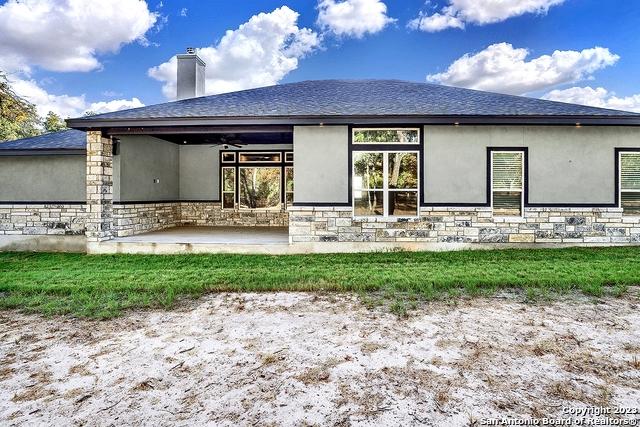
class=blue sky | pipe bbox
[1,0,639,117]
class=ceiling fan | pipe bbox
[206,135,243,148]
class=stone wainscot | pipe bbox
[288,206,640,245]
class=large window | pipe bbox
[352,151,419,217]
[221,150,292,210]
[491,150,524,217]
[620,151,640,215]
[239,167,281,209]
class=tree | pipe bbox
[44,111,67,133]
[0,72,42,142]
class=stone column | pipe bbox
[85,130,113,247]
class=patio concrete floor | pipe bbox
[90,226,292,255]
[114,226,289,245]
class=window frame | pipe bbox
[352,127,420,145]
[284,166,294,208]
[490,149,525,218]
[618,150,640,216]
[221,152,236,163]
[238,166,282,211]
[238,151,282,163]
[285,152,294,163]
[221,166,236,209]
[352,150,420,219]
[220,150,292,211]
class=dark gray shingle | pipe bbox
[0,129,85,151]
[69,80,639,123]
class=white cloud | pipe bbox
[543,86,640,113]
[317,0,395,38]
[148,6,319,99]
[180,7,188,17]
[409,11,464,32]
[9,75,144,118]
[0,0,158,74]
[426,43,619,95]
[87,98,145,115]
[409,0,564,32]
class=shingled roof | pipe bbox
[0,129,86,152]
[67,80,640,128]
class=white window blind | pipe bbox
[620,152,640,215]
[491,151,524,216]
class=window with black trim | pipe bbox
[619,151,640,215]
[220,150,293,210]
[222,167,235,209]
[285,152,294,162]
[491,150,524,217]
[285,167,294,206]
[353,128,419,144]
[351,127,420,218]
[239,152,281,163]
[239,167,281,209]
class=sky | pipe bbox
[1,0,639,119]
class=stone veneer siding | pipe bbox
[5,203,639,247]
[180,203,288,227]
[0,204,88,235]
[112,202,289,237]
[288,206,640,244]
[85,131,113,242]
[0,202,288,238]
[112,203,180,237]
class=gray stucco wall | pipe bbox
[293,126,349,204]
[114,135,179,202]
[5,125,638,206]
[424,125,640,205]
[179,145,218,200]
[0,155,85,201]
[115,139,294,202]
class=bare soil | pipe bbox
[1,292,639,426]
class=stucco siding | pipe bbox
[179,145,219,200]
[424,125,640,205]
[293,126,349,204]
[0,155,85,201]
[115,135,179,202]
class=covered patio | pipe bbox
[93,226,292,255]
[80,124,296,252]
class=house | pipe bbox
[1,49,640,254]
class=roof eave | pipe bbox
[0,149,86,156]
[67,114,640,129]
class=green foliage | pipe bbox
[239,168,281,209]
[353,152,384,188]
[0,72,42,142]
[353,129,419,143]
[44,111,67,132]
[0,247,638,318]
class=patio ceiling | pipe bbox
[108,125,293,145]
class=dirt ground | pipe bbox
[1,292,639,426]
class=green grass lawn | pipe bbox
[1,247,639,318]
